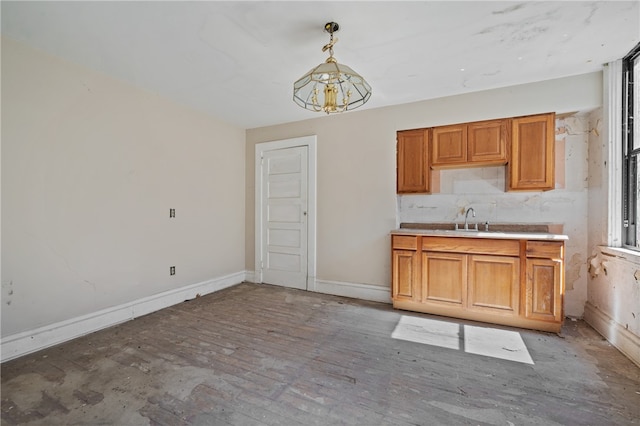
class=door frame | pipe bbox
[255,135,317,289]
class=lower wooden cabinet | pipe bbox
[422,251,466,306]
[468,255,520,316]
[392,249,419,301]
[525,258,562,322]
[391,234,565,333]
[524,240,564,323]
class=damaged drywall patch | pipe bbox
[588,250,607,278]
[566,253,584,291]
[563,116,588,136]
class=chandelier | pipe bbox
[293,22,372,114]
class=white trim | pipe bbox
[584,301,640,368]
[604,60,623,247]
[254,135,317,289]
[313,279,392,304]
[245,270,389,304]
[601,246,640,265]
[244,270,258,283]
[1,271,245,363]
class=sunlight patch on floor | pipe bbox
[390,314,461,350]
[391,315,534,365]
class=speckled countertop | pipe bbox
[392,222,568,241]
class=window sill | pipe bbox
[600,246,640,265]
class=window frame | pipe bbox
[622,43,640,250]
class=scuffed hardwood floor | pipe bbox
[2,282,639,425]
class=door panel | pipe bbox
[267,204,301,222]
[268,228,301,248]
[261,146,308,289]
[267,251,301,272]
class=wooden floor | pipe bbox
[2,282,639,425]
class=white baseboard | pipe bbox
[584,301,640,368]
[246,270,391,304]
[244,270,258,283]
[1,271,246,363]
[312,278,391,304]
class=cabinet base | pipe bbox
[393,300,562,334]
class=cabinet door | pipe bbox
[422,251,467,307]
[468,119,507,165]
[525,258,562,322]
[508,113,555,191]
[397,129,430,193]
[392,249,419,301]
[467,255,520,315]
[431,124,467,168]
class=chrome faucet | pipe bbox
[464,207,476,230]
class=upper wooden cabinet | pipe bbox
[431,119,508,169]
[396,112,555,194]
[397,129,430,193]
[508,113,555,191]
[431,124,467,167]
[468,120,508,164]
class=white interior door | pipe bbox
[260,146,308,289]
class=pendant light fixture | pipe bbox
[293,22,372,114]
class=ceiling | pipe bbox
[2,1,639,129]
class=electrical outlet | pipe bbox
[170,266,175,275]
[169,208,175,218]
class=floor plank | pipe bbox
[2,282,639,425]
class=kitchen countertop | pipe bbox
[391,228,568,241]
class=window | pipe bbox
[623,43,640,249]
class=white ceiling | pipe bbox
[2,1,639,129]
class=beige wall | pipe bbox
[1,38,246,337]
[246,73,602,316]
